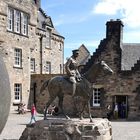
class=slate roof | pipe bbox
[37,8,64,38]
[121,43,140,70]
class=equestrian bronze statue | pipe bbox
[40,60,113,122]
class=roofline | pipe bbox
[79,44,90,54]
[123,43,140,46]
[39,8,48,18]
[52,33,65,39]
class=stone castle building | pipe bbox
[31,19,140,120]
[81,19,140,120]
[0,0,64,108]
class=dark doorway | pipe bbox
[113,95,128,119]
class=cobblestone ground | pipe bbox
[0,110,43,140]
[1,110,140,140]
[112,120,140,140]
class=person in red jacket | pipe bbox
[29,103,36,124]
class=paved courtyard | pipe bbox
[0,110,140,140]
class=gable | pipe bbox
[46,16,54,28]
[38,8,54,29]
[77,44,91,65]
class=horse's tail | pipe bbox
[40,80,50,94]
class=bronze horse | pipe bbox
[40,61,114,122]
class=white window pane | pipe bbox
[46,29,51,48]
[15,10,21,33]
[23,14,28,35]
[92,88,101,107]
[7,8,13,31]
[14,83,21,103]
[46,61,51,74]
[14,48,22,67]
[31,58,35,72]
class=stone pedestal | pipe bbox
[0,55,11,134]
[20,118,112,140]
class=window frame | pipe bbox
[92,88,101,107]
[7,7,29,36]
[46,29,51,48]
[14,83,22,103]
[30,58,35,72]
[22,13,28,35]
[14,48,22,68]
[46,61,51,74]
[7,8,14,31]
[15,10,21,33]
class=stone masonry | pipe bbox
[0,0,64,109]
[20,118,112,140]
[30,19,140,120]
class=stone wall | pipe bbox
[0,0,38,108]
[0,0,64,110]
[80,20,140,120]
[20,118,112,140]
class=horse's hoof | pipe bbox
[44,117,47,120]
[80,117,83,120]
[66,116,70,119]
[90,119,93,123]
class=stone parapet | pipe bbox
[20,118,112,140]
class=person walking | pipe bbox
[107,104,112,120]
[114,103,118,119]
[29,104,36,124]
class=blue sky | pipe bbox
[41,0,140,61]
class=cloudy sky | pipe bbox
[41,0,140,61]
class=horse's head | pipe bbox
[82,60,114,82]
[100,61,114,74]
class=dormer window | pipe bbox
[42,21,46,29]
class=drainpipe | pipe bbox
[33,82,37,107]
[40,36,43,74]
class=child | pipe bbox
[29,104,36,124]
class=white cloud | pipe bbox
[93,0,121,15]
[93,0,140,28]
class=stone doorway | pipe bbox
[114,95,128,119]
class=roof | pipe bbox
[37,8,64,38]
[52,28,65,39]
[76,44,91,65]
[121,43,140,70]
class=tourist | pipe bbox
[114,103,118,119]
[29,103,36,124]
[107,104,112,120]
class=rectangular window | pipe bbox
[15,10,21,33]
[7,7,29,36]
[91,88,101,107]
[30,58,35,72]
[7,8,14,31]
[59,43,62,51]
[14,48,22,67]
[46,29,51,48]
[23,13,28,35]
[14,83,22,103]
[46,61,51,74]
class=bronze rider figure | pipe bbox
[65,49,81,97]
